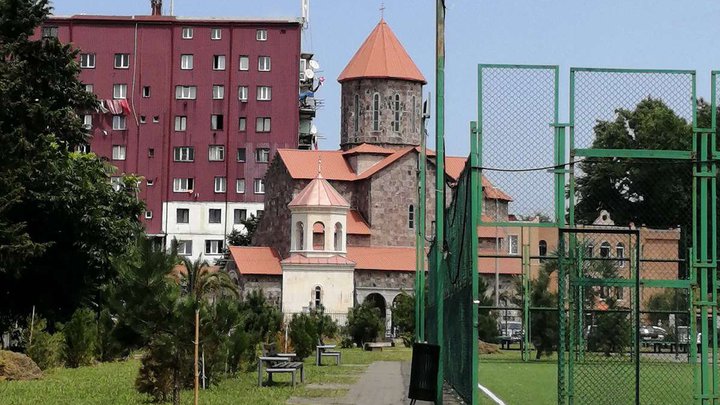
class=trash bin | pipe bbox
[408,342,440,401]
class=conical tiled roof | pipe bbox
[337,19,426,84]
[289,175,351,208]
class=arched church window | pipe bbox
[408,205,415,229]
[314,286,322,308]
[354,94,360,132]
[392,93,401,132]
[372,93,380,131]
[616,242,625,267]
[412,95,417,132]
[600,241,611,258]
[334,222,343,251]
[313,221,325,250]
[296,221,304,250]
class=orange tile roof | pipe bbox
[289,176,350,208]
[229,246,282,276]
[347,210,371,235]
[342,143,396,156]
[281,254,355,265]
[346,246,419,272]
[337,19,426,84]
[356,146,416,180]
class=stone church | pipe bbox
[227,19,512,331]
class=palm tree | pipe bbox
[177,256,238,405]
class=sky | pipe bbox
[53,0,720,158]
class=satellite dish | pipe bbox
[304,69,315,79]
[309,60,320,70]
[310,125,318,135]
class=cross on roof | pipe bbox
[380,2,385,19]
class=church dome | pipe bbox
[288,175,350,208]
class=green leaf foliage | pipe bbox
[346,302,384,346]
[288,306,338,360]
[61,307,97,368]
[25,315,64,370]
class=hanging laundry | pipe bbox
[119,99,131,116]
[98,100,109,114]
[105,99,118,114]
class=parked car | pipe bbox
[498,321,523,343]
[639,326,667,341]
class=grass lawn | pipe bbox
[0,347,412,405]
[478,351,694,405]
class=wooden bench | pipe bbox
[265,361,304,387]
[364,342,391,351]
[316,344,341,366]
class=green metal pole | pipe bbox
[522,242,531,362]
[416,96,428,343]
[557,233,567,405]
[434,0,446,403]
[470,121,481,405]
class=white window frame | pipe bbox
[237,148,246,162]
[173,178,194,192]
[205,239,223,255]
[110,176,123,192]
[112,145,126,161]
[238,56,249,71]
[85,84,94,93]
[208,145,225,161]
[256,117,271,133]
[236,179,246,193]
[208,209,222,224]
[214,176,226,193]
[173,146,194,162]
[114,53,130,69]
[238,86,249,102]
[181,27,193,39]
[617,243,626,267]
[211,28,221,40]
[211,114,224,131]
[80,53,95,68]
[256,29,267,41]
[212,85,224,100]
[213,55,226,71]
[257,86,272,101]
[254,178,265,194]
[255,148,270,163]
[144,211,153,219]
[508,235,519,255]
[176,208,190,224]
[174,116,187,131]
[112,115,127,130]
[175,86,197,100]
[258,56,271,72]
[177,240,192,256]
[113,84,127,99]
[180,54,194,70]
[238,117,247,131]
[83,114,92,130]
[142,86,151,98]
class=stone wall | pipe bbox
[340,78,422,150]
[237,275,282,307]
[355,270,415,291]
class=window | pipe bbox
[205,239,223,255]
[180,54,193,70]
[392,94,401,132]
[234,209,247,224]
[112,115,127,130]
[173,178,194,192]
[85,84,94,93]
[255,148,270,163]
[236,148,246,162]
[42,26,58,39]
[238,56,249,71]
[256,29,267,41]
[174,116,187,131]
[110,177,123,192]
[408,205,415,229]
[211,28,221,40]
[139,115,147,123]
[254,178,265,194]
[208,145,225,161]
[112,145,126,160]
[114,53,130,69]
[177,240,192,256]
[238,117,247,131]
[616,243,625,267]
[142,86,151,97]
[236,179,246,193]
[214,177,226,193]
[313,286,322,308]
[75,144,90,154]
[80,53,95,68]
[175,86,197,99]
[600,241,611,258]
[258,56,271,71]
[585,244,594,258]
[212,85,224,99]
[213,55,226,70]
[354,94,360,132]
[113,84,127,99]
[208,209,222,224]
[146,178,154,186]
[144,211,153,219]
[372,93,380,131]
[295,222,304,250]
[83,114,92,130]
[181,27,193,39]
[256,117,271,132]
[334,223,342,251]
[173,146,194,162]
[211,114,224,130]
[299,58,307,80]
[152,116,159,123]
[257,210,264,218]
[176,208,190,223]
[508,235,519,255]
[539,240,548,262]
[148,148,155,158]
[238,86,249,101]
[257,86,272,101]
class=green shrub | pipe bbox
[288,306,338,360]
[25,316,64,370]
[62,307,98,367]
[97,308,126,362]
[347,302,383,346]
[392,293,415,336]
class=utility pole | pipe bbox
[416,95,430,342]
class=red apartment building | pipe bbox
[40,9,318,260]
